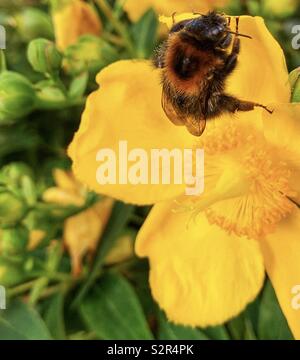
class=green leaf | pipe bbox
[80,273,153,340]
[68,72,88,99]
[158,312,209,340]
[131,9,158,59]
[0,318,27,340]
[226,314,246,340]
[0,300,52,340]
[244,318,257,340]
[43,293,66,340]
[289,67,300,102]
[257,281,294,340]
[203,325,231,340]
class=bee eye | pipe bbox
[210,25,224,38]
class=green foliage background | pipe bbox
[0,0,299,340]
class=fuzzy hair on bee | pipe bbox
[153,11,273,137]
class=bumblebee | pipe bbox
[154,11,273,136]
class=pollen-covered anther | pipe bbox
[204,143,297,239]
[198,119,243,155]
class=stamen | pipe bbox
[180,121,297,239]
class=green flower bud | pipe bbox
[0,258,26,287]
[35,80,67,108]
[64,35,119,75]
[0,190,27,226]
[0,71,36,124]
[27,39,62,74]
[0,162,33,186]
[15,7,54,42]
[1,226,29,255]
[289,67,300,102]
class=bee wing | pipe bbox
[184,116,206,137]
[161,91,185,126]
[161,91,206,137]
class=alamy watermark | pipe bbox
[0,286,6,310]
[96,141,205,196]
[292,25,300,50]
[0,25,6,50]
[291,285,300,310]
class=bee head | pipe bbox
[184,12,229,43]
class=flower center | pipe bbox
[189,120,296,239]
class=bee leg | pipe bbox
[253,103,274,114]
[235,16,240,34]
[207,95,273,116]
[218,33,233,49]
[227,16,231,27]
[215,37,240,77]
[224,94,273,114]
[231,99,274,115]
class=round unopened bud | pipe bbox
[0,190,27,226]
[35,80,67,107]
[15,7,54,42]
[0,258,26,287]
[64,35,119,75]
[0,162,33,186]
[27,38,62,74]
[0,72,36,124]
[289,67,300,103]
[1,226,29,255]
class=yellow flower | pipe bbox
[52,0,102,50]
[68,15,300,338]
[43,169,114,276]
[124,0,228,22]
[64,197,113,276]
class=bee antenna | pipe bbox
[226,31,252,39]
[192,12,205,16]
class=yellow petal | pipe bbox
[64,198,113,276]
[136,201,265,327]
[43,187,85,207]
[69,60,195,205]
[260,210,300,340]
[124,0,212,22]
[53,169,78,192]
[53,0,102,50]
[262,103,300,203]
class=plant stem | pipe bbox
[0,50,7,73]
[102,32,125,47]
[35,96,86,111]
[7,280,38,298]
[95,0,136,57]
